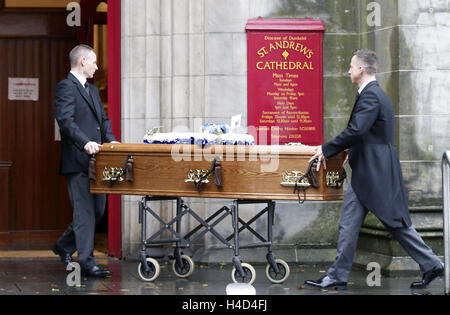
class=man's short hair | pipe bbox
[69,44,95,67]
[352,49,378,75]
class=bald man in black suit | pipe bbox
[53,45,118,277]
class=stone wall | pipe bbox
[120,0,448,268]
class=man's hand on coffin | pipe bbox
[84,141,102,155]
[310,145,327,172]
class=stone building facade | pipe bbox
[120,0,449,273]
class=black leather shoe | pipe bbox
[82,265,113,278]
[305,275,347,290]
[51,244,73,265]
[410,264,444,289]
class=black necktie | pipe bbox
[84,82,98,117]
[347,92,360,126]
[84,82,90,95]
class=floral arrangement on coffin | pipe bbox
[202,123,230,135]
[143,124,255,146]
[143,132,217,145]
[216,133,255,146]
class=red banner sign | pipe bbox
[246,19,325,145]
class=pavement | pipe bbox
[0,255,446,296]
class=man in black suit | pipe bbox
[305,49,443,290]
[53,44,118,277]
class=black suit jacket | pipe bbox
[54,73,116,175]
[322,81,411,228]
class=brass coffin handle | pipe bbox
[326,170,346,188]
[101,155,134,187]
[102,167,125,182]
[280,171,311,188]
[185,169,211,184]
[185,157,222,192]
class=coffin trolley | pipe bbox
[90,143,345,284]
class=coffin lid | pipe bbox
[100,143,321,157]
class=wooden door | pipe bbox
[0,10,77,249]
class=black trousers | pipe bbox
[56,172,106,270]
[327,184,443,282]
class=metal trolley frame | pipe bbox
[136,196,290,284]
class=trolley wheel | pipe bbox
[231,263,256,285]
[172,254,195,278]
[265,259,290,284]
[138,257,161,282]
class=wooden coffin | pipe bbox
[90,144,346,201]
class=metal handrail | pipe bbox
[443,151,450,295]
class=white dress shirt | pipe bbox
[358,78,377,95]
[70,70,87,87]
